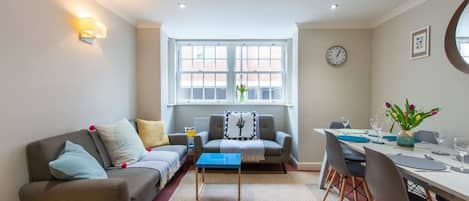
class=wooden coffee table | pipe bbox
[195,153,241,201]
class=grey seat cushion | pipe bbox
[203,139,223,152]
[107,168,159,201]
[151,145,187,159]
[263,140,283,156]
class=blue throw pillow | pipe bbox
[49,141,108,180]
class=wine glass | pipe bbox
[454,137,469,172]
[370,118,383,142]
[340,117,350,129]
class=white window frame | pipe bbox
[175,40,288,104]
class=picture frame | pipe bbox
[411,26,431,59]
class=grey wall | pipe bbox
[371,0,467,138]
[298,29,372,163]
[171,105,288,133]
[0,0,136,200]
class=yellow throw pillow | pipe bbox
[136,119,170,148]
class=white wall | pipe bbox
[298,29,372,164]
[0,0,136,200]
[371,0,467,138]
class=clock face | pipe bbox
[326,46,347,66]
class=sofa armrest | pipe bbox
[194,131,209,154]
[19,179,129,201]
[276,131,292,155]
[168,133,188,146]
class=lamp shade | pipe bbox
[78,18,107,41]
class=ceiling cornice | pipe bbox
[297,22,372,30]
[371,0,428,28]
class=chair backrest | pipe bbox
[364,147,410,201]
[325,131,350,175]
[414,130,439,144]
[329,121,352,129]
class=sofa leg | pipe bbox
[281,163,287,174]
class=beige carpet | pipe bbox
[169,171,343,201]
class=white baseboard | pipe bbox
[290,155,322,171]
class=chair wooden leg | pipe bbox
[322,171,337,201]
[352,176,358,201]
[403,178,409,192]
[325,167,333,182]
[338,175,346,201]
[362,179,373,201]
[425,189,433,201]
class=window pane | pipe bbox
[204,46,215,58]
[215,59,227,71]
[271,59,282,71]
[236,73,247,86]
[181,88,191,100]
[236,46,247,59]
[259,46,270,59]
[193,59,203,71]
[181,46,192,59]
[192,73,203,87]
[271,73,282,87]
[205,88,215,99]
[272,88,282,100]
[259,60,270,71]
[193,46,204,59]
[247,46,259,59]
[204,59,216,71]
[181,60,192,71]
[271,46,282,59]
[216,46,227,58]
[181,73,191,87]
[259,74,270,87]
[248,88,257,100]
[247,60,258,71]
[216,88,226,100]
[193,88,203,99]
[205,74,215,87]
[216,74,227,87]
[261,88,270,100]
[235,59,247,71]
[247,74,258,100]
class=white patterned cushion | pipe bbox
[96,119,146,166]
[224,111,257,140]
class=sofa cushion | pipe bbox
[263,140,283,156]
[107,168,159,201]
[26,130,105,182]
[209,115,225,140]
[203,139,223,152]
[151,145,187,159]
[136,119,170,148]
[96,119,147,166]
[259,116,276,141]
[49,141,108,180]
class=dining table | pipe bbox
[314,128,469,201]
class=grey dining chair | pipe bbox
[414,130,439,144]
[323,131,372,201]
[329,121,366,163]
[364,147,428,201]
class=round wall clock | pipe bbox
[326,45,348,66]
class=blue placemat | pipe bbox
[337,135,370,143]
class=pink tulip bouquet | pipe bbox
[384,99,440,133]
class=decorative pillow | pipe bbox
[136,119,170,148]
[96,119,147,166]
[49,141,108,180]
[224,111,257,140]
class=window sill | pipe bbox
[167,103,293,107]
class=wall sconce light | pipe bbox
[78,18,107,44]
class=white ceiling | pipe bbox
[95,0,427,38]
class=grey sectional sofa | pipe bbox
[194,115,292,173]
[19,129,188,201]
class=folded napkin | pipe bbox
[337,135,370,143]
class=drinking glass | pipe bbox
[370,118,383,142]
[340,117,350,129]
[454,137,469,172]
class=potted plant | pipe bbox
[385,99,440,147]
[236,84,247,103]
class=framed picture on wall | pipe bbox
[411,26,431,59]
